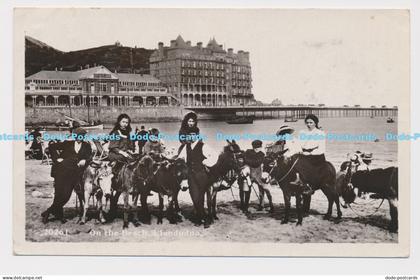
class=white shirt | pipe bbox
[178,141,218,167]
[74,141,82,154]
[298,128,326,155]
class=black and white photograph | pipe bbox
[13,8,410,256]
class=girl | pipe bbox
[108,113,135,163]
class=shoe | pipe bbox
[41,211,49,224]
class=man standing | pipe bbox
[41,127,92,224]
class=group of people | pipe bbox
[40,111,332,224]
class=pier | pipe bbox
[186,105,398,119]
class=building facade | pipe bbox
[150,35,254,106]
[25,66,177,108]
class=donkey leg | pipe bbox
[282,189,291,224]
[303,194,311,214]
[174,189,181,213]
[239,187,245,210]
[334,193,342,220]
[157,195,164,224]
[296,194,303,226]
[204,189,213,227]
[321,188,333,220]
[264,187,274,213]
[80,191,89,225]
[388,198,398,233]
[212,190,218,221]
[140,192,151,225]
[131,193,141,227]
[167,196,178,224]
[257,184,265,211]
[324,197,333,220]
[96,192,106,224]
[109,191,121,221]
[122,192,130,229]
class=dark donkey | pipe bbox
[110,155,154,229]
[263,151,341,225]
[339,160,398,233]
[188,140,242,228]
[208,140,243,220]
[142,158,189,224]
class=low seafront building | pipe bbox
[25,65,177,108]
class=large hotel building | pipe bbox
[25,36,254,108]
[150,35,254,106]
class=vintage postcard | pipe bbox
[13,8,410,256]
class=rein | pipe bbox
[275,157,300,184]
[346,198,386,218]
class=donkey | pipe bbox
[142,158,189,224]
[110,155,155,229]
[188,140,242,227]
[263,151,341,225]
[338,159,398,233]
[78,161,113,225]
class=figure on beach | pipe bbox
[108,114,136,171]
[41,127,92,224]
[178,112,200,155]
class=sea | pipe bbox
[41,116,398,170]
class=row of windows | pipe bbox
[28,86,83,91]
[180,60,225,70]
[29,79,80,85]
[119,81,159,87]
[181,70,226,77]
[181,77,226,85]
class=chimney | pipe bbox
[228,48,233,56]
[244,51,250,60]
[197,42,203,49]
[186,41,191,46]
[170,40,176,48]
[158,42,164,50]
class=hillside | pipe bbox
[25,36,154,77]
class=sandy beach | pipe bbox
[25,159,397,243]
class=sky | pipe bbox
[17,8,409,106]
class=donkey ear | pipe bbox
[232,139,236,144]
[226,139,232,145]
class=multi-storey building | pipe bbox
[25,65,175,108]
[150,35,253,106]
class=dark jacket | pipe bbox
[108,130,135,154]
[49,140,92,178]
[244,149,265,168]
[186,141,206,167]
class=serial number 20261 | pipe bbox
[41,228,69,236]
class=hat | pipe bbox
[149,128,159,136]
[73,127,87,136]
[251,140,263,149]
[184,112,198,121]
[362,153,373,161]
[276,125,295,136]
